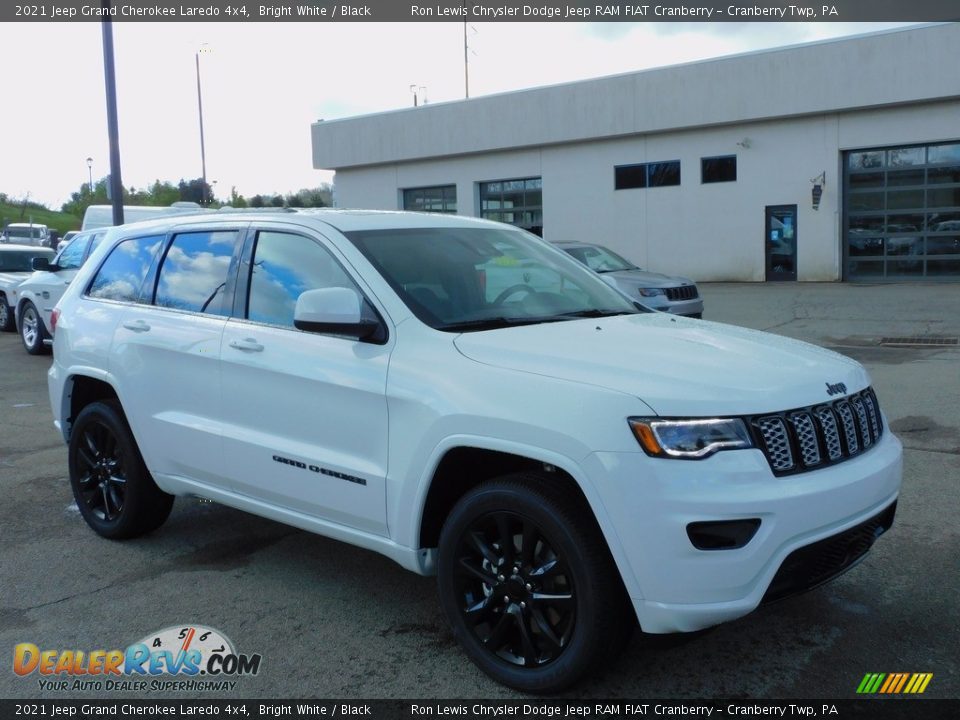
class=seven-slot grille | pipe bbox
[664,285,699,301]
[751,388,884,475]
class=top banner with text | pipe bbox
[4,0,960,23]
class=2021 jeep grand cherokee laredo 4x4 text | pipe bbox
[49,211,901,692]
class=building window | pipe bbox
[479,177,543,236]
[614,161,681,190]
[402,185,457,214]
[701,155,737,184]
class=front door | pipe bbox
[765,205,798,281]
[219,227,391,536]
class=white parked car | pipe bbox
[0,244,55,332]
[15,229,106,354]
[48,211,901,692]
[1,222,50,247]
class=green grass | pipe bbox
[0,203,81,234]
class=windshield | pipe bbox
[0,249,53,272]
[345,226,638,332]
[5,227,45,240]
[562,244,638,273]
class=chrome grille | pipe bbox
[664,285,699,301]
[814,406,843,461]
[757,417,794,471]
[789,413,821,467]
[851,396,872,449]
[752,388,884,476]
[836,402,859,454]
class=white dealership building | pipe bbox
[312,23,960,282]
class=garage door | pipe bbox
[845,142,960,280]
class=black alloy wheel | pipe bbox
[74,417,128,523]
[69,401,174,539]
[453,510,575,668]
[438,474,632,693]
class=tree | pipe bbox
[228,186,247,208]
[249,194,265,208]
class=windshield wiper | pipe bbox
[438,316,572,332]
[556,309,636,319]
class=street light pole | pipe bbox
[195,45,208,206]
[86,157,93,191]
[100,1,124,226]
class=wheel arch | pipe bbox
[63,372,121,441]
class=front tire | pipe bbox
[437,473,632,693]
[19,301,50,355]
[68,400,174,539]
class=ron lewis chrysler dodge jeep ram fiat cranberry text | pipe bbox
[48,211,901,692]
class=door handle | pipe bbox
[121,319,151,333]
[228,338,264,352]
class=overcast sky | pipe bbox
[3,21,917,208]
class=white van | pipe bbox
[81,202,211,231]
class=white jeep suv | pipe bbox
[48,211,902,692]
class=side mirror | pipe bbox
[294,287,381,341]
[32,257,53,271]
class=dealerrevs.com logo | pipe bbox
[13,625,262,693]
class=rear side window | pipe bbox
[155,231,238,315]
[87,235,164,302]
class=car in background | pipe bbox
[14,228,106,354]
[1,223,50,247]
[0,244,55,333]
[554,241,703,318]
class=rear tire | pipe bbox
[0,296,12,332]
[68,400,174,539]
[19,301,51,355]
[437,472,633,693]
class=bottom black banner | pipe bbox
[2,699,956,720]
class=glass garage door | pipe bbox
[845,142,960,279]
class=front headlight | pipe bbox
[638,288,665,297]
[628,418,753,459]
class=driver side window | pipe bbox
[247,231,364,329]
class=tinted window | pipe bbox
[615,161,680,189]
[701,155,737,184]
[346,227,636,331]
[88,236,164,302]
[247,231,358,328]
[155,231,237,315]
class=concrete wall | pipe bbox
[315,24,960,282]
[312,24,960,171]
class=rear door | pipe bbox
[219,226,391,535]
[111,225,246,486]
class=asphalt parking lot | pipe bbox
[1,281,958,701]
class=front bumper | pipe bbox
[583,427,902,633]
[643,295,705,318]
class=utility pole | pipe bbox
[100,0,124,226]
[463,21,469,99]
[196,45,209,206]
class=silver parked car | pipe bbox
[555,241,703,318]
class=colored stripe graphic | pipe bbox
[857,672,933,694]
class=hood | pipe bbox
[597,268,694,289]
[453,313,868,417]
[0,270,32,288]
